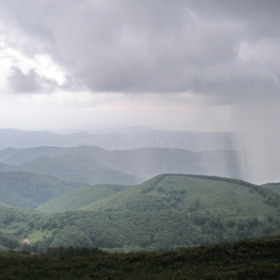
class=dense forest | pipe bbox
[1,235,280,279]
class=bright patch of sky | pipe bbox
[0,38,66,91]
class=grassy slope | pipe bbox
[86,175,256,212]
[0,171,88,209]
[48,174,277,219]
[1,236,280,279]
[37,184,129,213]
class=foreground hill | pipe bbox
[0,128,235,151]
[28,174,280,252]
[0,172,87,209]
[0,146,242,183]
[1,236,280,279]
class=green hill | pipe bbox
[262,182,280,194]
[32,174,280,252]
[37,184,128,213]
[0,171,88,209]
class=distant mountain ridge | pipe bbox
[0,146,242,184]
[0,128,236,151]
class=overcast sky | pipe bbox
[0,0,279,182]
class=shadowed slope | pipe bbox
[0,171,87,208]
[37,184,128,213]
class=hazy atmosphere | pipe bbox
[0,0,279,183]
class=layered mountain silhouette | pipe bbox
[0,128,236,151]
[0,146,242,185]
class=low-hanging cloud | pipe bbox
[0,0,279,105]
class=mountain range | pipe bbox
[0,146,242,185]
[0,128,236,151]
[0,128,272,254]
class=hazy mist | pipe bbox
[0,0,279,184]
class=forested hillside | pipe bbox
[1,174,280,253]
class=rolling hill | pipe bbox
[31,174,280,251]
[262,182,280,194]
[0,171,88,209]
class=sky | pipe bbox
[0,0,280,183]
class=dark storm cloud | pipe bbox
[1,0,280,103]
[190,0,280,39]
[8,66,58,93]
